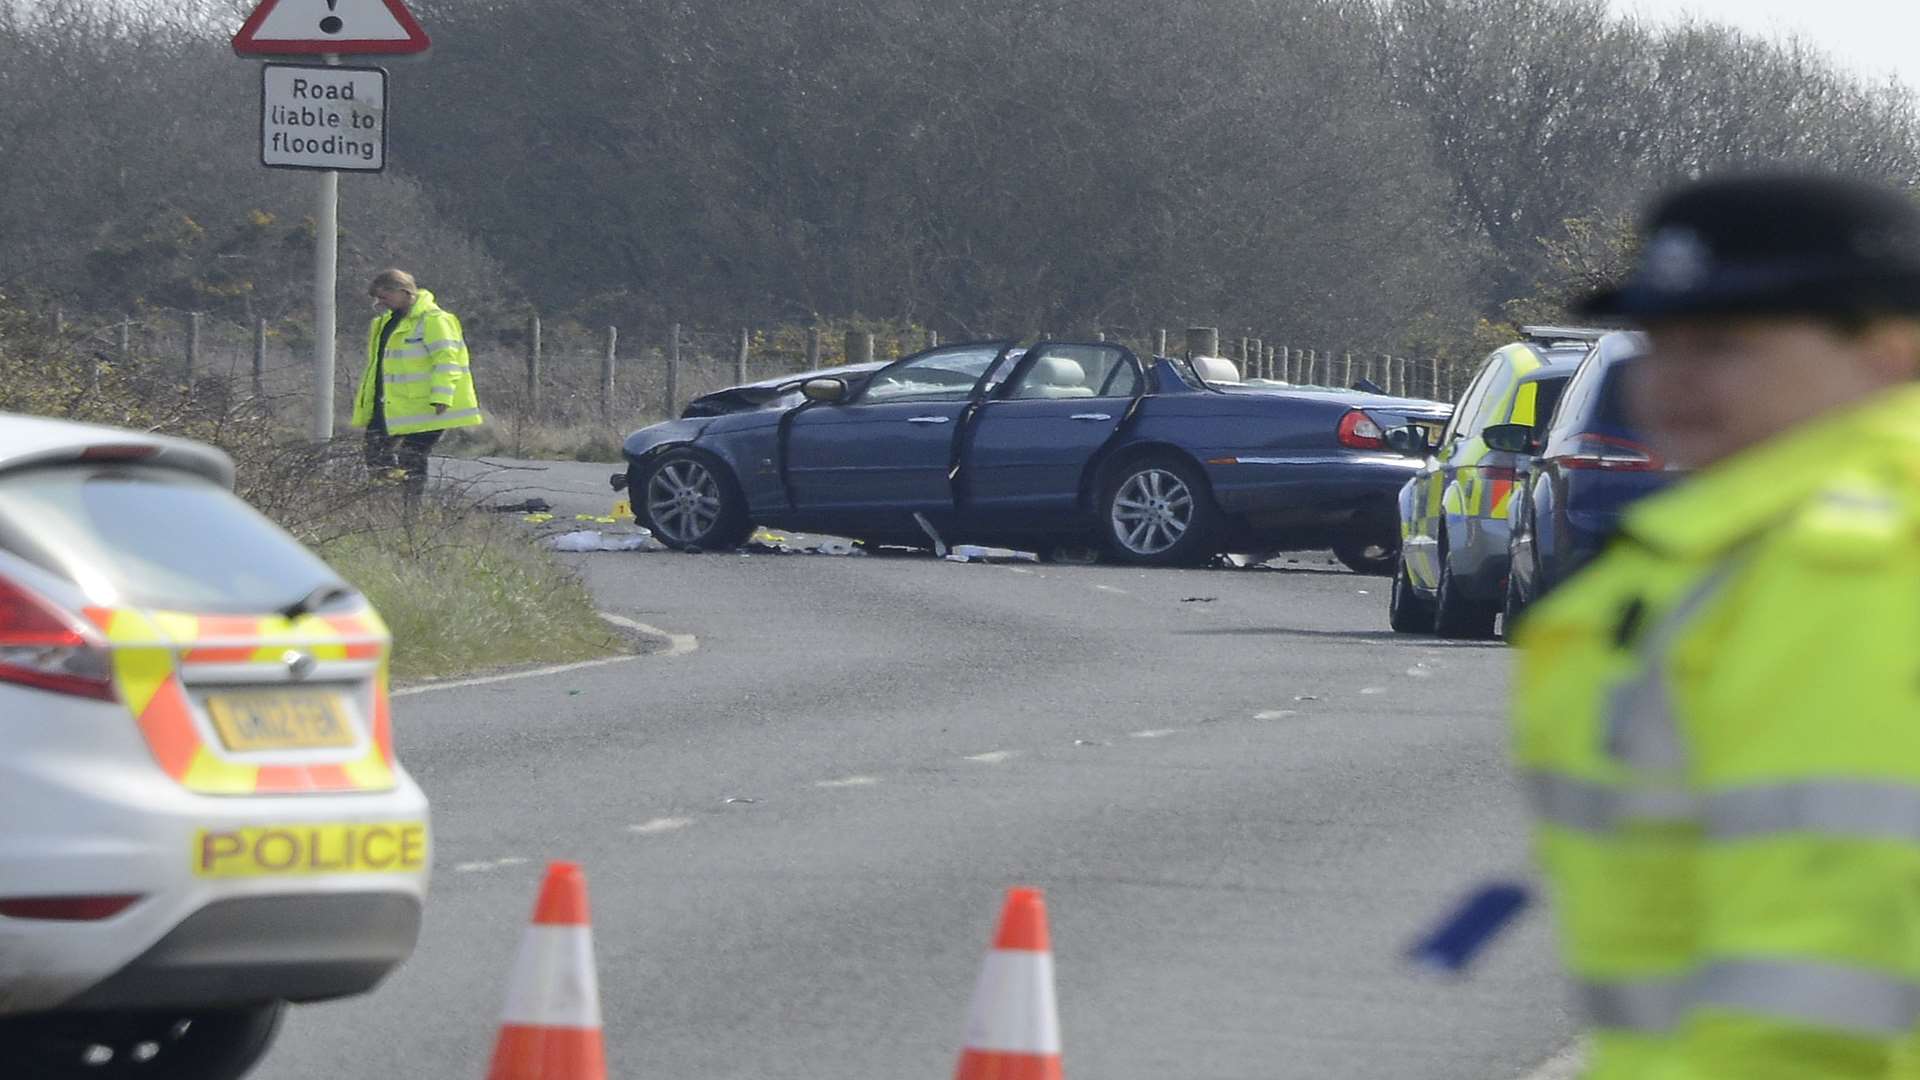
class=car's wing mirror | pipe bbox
[1483,423,1535,454]
[801,378,849,404]
[1384,425,1430,458]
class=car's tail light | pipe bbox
[1337,410,1387,450]
[0,575,116,702]
[1551,432,1662,472]
[0,895,143,921]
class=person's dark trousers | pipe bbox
[363,426,443,500]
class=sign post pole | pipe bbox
[313,53,340,442]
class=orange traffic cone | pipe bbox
[954,887,1063,1080]
[486,861,607,1080]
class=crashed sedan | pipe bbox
[613,340,1452,570]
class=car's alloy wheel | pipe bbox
[0,1004,285,1080]
[1388,547,1435,634]
[635,451,751,551]
[1100,456,1219,566]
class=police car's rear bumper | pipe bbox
[0,689,430,1015]
[1448,514,1512,604]
[63,892,421,1010]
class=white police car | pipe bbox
[0,414,430,1077]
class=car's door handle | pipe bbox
[906,416,952,425]
[1071,413,1113,422]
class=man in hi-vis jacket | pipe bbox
[351,268,483,498]
[1515,172,1920,1077]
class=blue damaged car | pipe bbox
[611,340,1452,570]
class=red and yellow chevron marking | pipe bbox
[84,606,396,796]
[1490,478,1517,519]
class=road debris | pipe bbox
[547,529,660,553]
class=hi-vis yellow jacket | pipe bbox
[351,289,483,435]
[1514,383,1920,1079]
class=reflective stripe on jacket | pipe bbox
[1513,383,1920,1079]
[351,289,483,434]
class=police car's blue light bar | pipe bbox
[1519,325,1608,344]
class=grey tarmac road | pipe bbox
[253,458,1573,1080]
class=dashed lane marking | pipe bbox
[1094,584,1128,594]
[1359,687,1387,695]
[453,856,531,873]
[394,614,697,697]
[628,817,695,835]
[966,751,1016,764]
[816,776,880,788]
[1254,710,1299,721]
[1130,729,1180,739]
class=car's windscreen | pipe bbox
[0,464,347,614]
[862,345,1002,403]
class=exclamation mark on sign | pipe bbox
[319,0,343,35]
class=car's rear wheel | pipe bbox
[1388,546,1435,634]
[1434,537,1498,639]
[1333,537,1397,576]
[1099,455,1221,567]
[0,1003,285,1080]
[633,449,752,552]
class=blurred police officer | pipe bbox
[352,269,483,499]
[1513,173,1920,1077]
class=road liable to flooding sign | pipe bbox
[261,63,387,172]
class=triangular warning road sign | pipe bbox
[233,0,429,56]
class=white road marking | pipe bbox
[628,817,695,835]
[1254,710,1299,720]
[1359,687,1387,695]
[1517,1044,1583,1080]
[1094,584,1128,594]
[816,776,880,788]
[453,856,531,873]
[1405,665,1435,678]
[966,750,1015,763]
[1130,728,1179,739]
[1006,567,1035,575]
[598,613,700,657]
[394,614,697,697]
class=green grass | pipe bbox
[316,506,625,682]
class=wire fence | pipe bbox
[30,307,1463,444]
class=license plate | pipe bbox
[194,822,429,879]
[206,691,356,752]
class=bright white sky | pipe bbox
[1613,0,1920,90]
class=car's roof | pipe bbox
[0,413,234,487]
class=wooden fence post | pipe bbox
[1248,337,1262,377]
[252,317,267,399]
[526,314,542,420]
[602,326,618,423]
[118,321,131,366]
[1154,328,1168,357]
[805,324,822,372]
[846,331,874,365]
[49,307,64,337]
[734,327,750,384]
[666,322,681,418]
[928,329,940,349]
[1185,326,1218,359]
[186,312,201,383]
[1343,352,1354,388]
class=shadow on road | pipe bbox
[1174,626,1508,647]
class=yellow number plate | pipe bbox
[206,691,355,752]
[194,822,429,879]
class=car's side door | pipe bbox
[783,343,1010,528]
[1406,353,1502,588]
[960,343,1143,526]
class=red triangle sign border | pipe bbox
[233,0,430,56]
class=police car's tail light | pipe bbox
[0,575,116,702]
[1555,432,1662,472]
[0,894,142,921]
[1337,410,1387,450]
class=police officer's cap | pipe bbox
[1579,173,1920,321]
